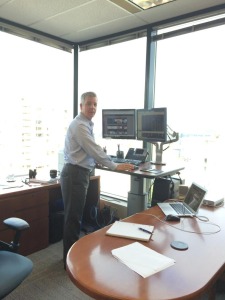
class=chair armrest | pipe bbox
[3,217,30,231]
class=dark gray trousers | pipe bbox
[60,163,90,266]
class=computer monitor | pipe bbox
[136,107,167,143]
[102,109,136,139]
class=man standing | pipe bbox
[60,91,134,269]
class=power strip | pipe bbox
[203,197,224,207]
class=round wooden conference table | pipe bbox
[66,205,225,300]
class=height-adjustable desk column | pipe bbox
[127,175,148,216]
[127,162,185,216]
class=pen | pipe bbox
[138,227,152,234]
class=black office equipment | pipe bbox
[165,214,180,222]
[49,188,64,243]
[102,109,136,139]
[0,217,33,299]
[151,178,172,207]
[125,148,148,162]
[170,241,188,250]
[110,148,148,166]
[136,107,167,143]
[49,210,64,243]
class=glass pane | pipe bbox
[155,24,225,196]
[0,32,73,179]
[79,38,146,198]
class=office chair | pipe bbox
[0,217,33,299]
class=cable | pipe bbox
[163,145,170,152]
[137,213,221,235]
[167,124,178,139]
[196,215,209,222]
[168,175,174,198]
[148,179,155,205]
[176,172,182,184]
[90,205,103,229]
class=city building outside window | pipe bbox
[154,20,225,197]
[0,32,73,179]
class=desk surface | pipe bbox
[96,161,184,178]
[67,205,225,300]
[0,180,60,199]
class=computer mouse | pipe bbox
[133,165,139,170]
[165,214,180,222]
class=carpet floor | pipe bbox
[3,240,95,300]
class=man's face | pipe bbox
[80,96,98,120]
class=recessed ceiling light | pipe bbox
[129,0,176,10]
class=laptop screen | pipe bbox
[184,182,207,212]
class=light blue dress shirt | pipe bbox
[64,112,117,171]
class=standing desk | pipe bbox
[96,162,184,215]
[67,204,225,300]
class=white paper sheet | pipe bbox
[112,242,175,278]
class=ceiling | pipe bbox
[0,0,225,45]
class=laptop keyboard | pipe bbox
[110,157,142,166]
[170,203,191,214]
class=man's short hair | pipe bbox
[80,92,97,104]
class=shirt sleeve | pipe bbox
[75,123,117,170]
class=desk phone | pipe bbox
[125,148,148,162]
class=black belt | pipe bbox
[66,163,92,173]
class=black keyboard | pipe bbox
[110,157,142,166]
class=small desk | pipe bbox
[97,162,184,215]
[67,205,225,300]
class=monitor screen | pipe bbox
[136,107,167,143]
[102,109,136,139]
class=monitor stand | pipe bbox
[150,132,179,165]
[151,142,166,165]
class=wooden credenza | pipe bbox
[0,184,53,255]
[0,176,100,256]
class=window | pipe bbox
[79,38,146,199]
[154,18,225,196]
[0,32,73,178]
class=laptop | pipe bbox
[157,182,207,217]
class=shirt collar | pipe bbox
[80,112,94,127]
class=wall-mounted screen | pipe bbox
[102,109,136,139]
[137,107,167,143]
